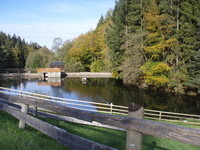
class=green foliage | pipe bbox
[25,51,42,68]
[168,65,189,94]
[112,70,122,79]
[143,0,177,61]
[105,0,127,71]
[185,50,200,94]
[57,40,72,63]
[48,0,199,94]
[65,59,85,72]
[97,15,105,27]
[90,60,105,72]
[121,29,146,84]
[25,47,55,68]
[0,111,67,150]
[0,31,41,68]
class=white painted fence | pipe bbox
[0,87,199,124]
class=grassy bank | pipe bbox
[0,110,200,150]
[0,111,67,150]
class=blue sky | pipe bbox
[0,0,115,48]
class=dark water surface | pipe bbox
[0,77,199,115]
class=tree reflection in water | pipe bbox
[0,77,199,115]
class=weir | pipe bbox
[37,68,61,78]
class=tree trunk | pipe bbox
[140,0,143,29]
[176,0,180,32]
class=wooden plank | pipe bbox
[145,109,200,118]
[1,93,200,147]
[1,99,126,131]
[0,93,93,122]
[92,113,200,147]
[33,110,127,131]
[1,103,116,150]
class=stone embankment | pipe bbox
[0,73,42,78]
[66,72,113,78]
[0,72,113,78]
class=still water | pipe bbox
[0,77,199,115]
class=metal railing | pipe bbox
[0,86,200,124]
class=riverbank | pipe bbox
[66,72,112,78]
[0,72,113,78]
[0,73,42,78]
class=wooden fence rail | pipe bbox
[0,87,200,124]
[0,92,200,147]
[0,102,116,150]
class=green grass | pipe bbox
[1,110,200,150]
[0,111,67,150]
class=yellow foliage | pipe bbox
[66,18,111,71]
[141,62,171,86]
[145,75,170,86]
[143,0,177,61]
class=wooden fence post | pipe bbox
[126,103,144,150]
[33,105,38,116]
[159,112,162,120]
[110,103,113,114]
[19,104,29,129]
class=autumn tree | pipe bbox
[141,0,177,87]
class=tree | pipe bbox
[120,0,149,84]
[57,40,73,63]
[0,31,41,69]
[97,15,105,27]
[106,0,127,71]
[121,29,146,84]
[39,47,55,67]
[185,50,200,94]
[25,47,55,68]
[25,51,42,68]
[141,0,177,87]
[51,38,63,52]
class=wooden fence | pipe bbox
[0,87,200,124]
[0,101,116,150]
[0,91,200,149]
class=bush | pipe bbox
[65,60,85,72]
[90,60,105,72]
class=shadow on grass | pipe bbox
[143,141,170,150]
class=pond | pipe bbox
[0,77,199,115]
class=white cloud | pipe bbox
[0,20,97,48]
[38,1,86,14]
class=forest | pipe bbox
[0,0,199,94]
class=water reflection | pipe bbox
[0,77,199,115]
[38,78,62,87]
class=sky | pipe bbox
[0,0,115,48]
